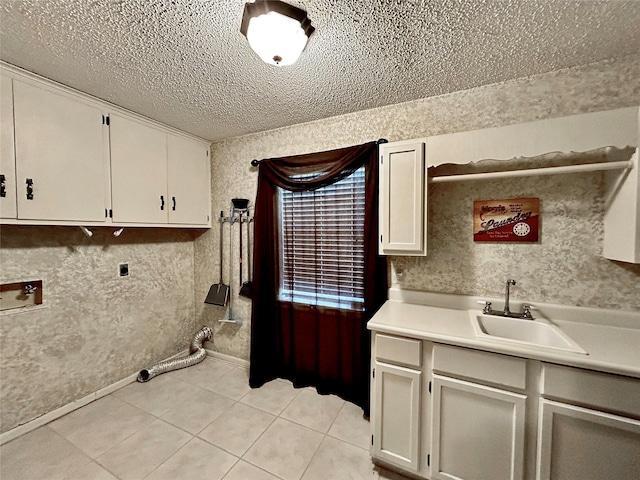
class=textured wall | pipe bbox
[195,54,640,360]
[0,226,197,434]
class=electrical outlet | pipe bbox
[119,263,129,277]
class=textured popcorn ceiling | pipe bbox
[1,1,639,142]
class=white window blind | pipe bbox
[279,167,365,310]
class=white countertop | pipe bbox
[367,289,640,378]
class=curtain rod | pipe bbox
[250,138,388,167]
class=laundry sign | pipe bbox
[473,198,539,242]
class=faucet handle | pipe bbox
[522,304,535,319]
[477,300,493,314]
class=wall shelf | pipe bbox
[429,159,634,183]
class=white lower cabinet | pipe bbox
[371,334,640,480]
[537,363,640,480]
[431,375,526,480]
[536,399,640,480]
[372,361,422,472]
[372,333,424,473]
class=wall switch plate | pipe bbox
[119,263,129,277]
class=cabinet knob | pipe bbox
[26,178,34,200]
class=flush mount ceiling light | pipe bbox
[240,0,314,66]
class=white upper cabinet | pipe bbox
[109,114,211,226]
[0,63,211,229]
[0,73,16,219]
[167,133,210,225]
[109,113,168,224]
[379,139,427,256]
[13,80,107,222]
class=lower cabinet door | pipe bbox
[431,375,526,480]
[372,361,421,472]
[537,399,640,480]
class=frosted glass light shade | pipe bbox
[241,1,314,67]
[247,12,307,66]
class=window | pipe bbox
[279,167,365,310]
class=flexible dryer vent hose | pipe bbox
[137,326,213,382]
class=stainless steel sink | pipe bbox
[469,311,587,354]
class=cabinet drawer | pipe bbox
[433,344,526,390]
[376,334,421,368]
[541,363,640,418]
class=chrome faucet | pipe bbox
[504,279,516,316]
[478,279,535,319]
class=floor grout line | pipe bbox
[2,357,386,480]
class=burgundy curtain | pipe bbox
[249,141,387,413]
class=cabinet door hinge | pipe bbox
[427,454,431,467]
[428,381,432,393]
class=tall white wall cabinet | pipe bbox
[0,63,211,228]
[378,139,427,256]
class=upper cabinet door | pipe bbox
[167,134,210,225]
[0,73,17,219]
[109,114,168,224]
[379,140,427,255]
[13,80,107,222]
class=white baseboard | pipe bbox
[0,349,189,446]
[1,349,249,445]
[205,349,249,370]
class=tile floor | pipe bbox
[0,357,409,480]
